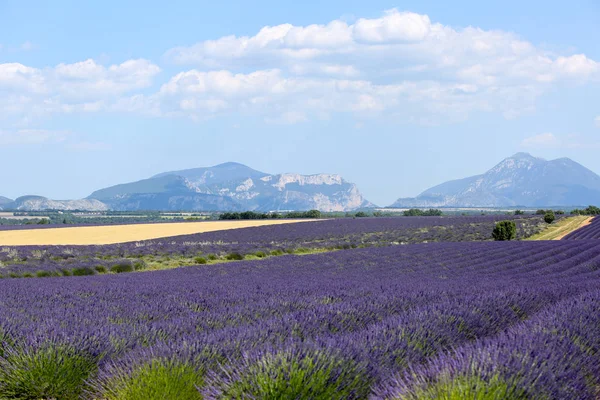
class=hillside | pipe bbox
[89,162,374,212]
[391,153,600,207]
[0,196,13,209]
[6,195,109,211]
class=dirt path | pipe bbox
[526,216,593,241]
[554,217,593,240]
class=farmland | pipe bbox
[0,219,314,246]
[0,215,597,399]
[0,216,547,277]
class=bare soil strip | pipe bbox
[554,216,593,240]
[0,219,318,246]
[527,216,593,241]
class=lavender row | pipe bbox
[0,240,598,398]
[375,289,600,399]
[0,216,547,276]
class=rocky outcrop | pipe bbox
[90,162,374,212]
[7,196,109,211]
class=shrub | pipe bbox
[194,257,208,265]
[36,270,52,278]
[92,358,203,400]
[492,221,517,241]
[286,210,322,219]
[0,344,98,400]
[254,251,267,258]
[72,267,95,276]
[387,373,527,400]
[403,209,443,217]
[225,252,244,261]
[204,348,372,399]
[22,273,34,278]
[544,211,555,224]
[60,269,72,276]
[133,261,146,271]
[270,249,285,256]
[111,263,134,274]
[207,254,218,261]
[95,265,107,274]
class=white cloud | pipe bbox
[353,10,432,43]
[164,9,599,87]
[0,58,161,121]
[521,133,561,148]
[158,9,599,123]
[265,111,307,125]
[1,9,599,127]
[0,129,70,146]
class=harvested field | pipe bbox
[0,219,317,246]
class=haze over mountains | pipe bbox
[392,153,600,208]
[3,153,600,212]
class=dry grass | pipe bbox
[0,220,318,246]
[526,216,593,241]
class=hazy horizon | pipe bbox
[1,1,599,206]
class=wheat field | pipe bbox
[0,220,316,246]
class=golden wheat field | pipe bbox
[0,220,316,246]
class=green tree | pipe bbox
[403,209,424,216]
[544,211,555,224]
[304,210,322,218]
[514,210,525,215]
[492,220,517,241]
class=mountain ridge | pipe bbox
[390,153,600,208]
[88,163,374,212]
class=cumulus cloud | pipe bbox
[1,9,599,127]
[158,9,599,123]
[0,58,160,121]
[164,8,599,86]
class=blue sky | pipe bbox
[1,0,599,206]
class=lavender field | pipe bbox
[0,216,548,277]
[0,237,598,398]
[563,216,600,240]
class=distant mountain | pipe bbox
[0,196,13,210]
[391,153,600,208]
[89,162,374,212]
[6,196,109,211]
